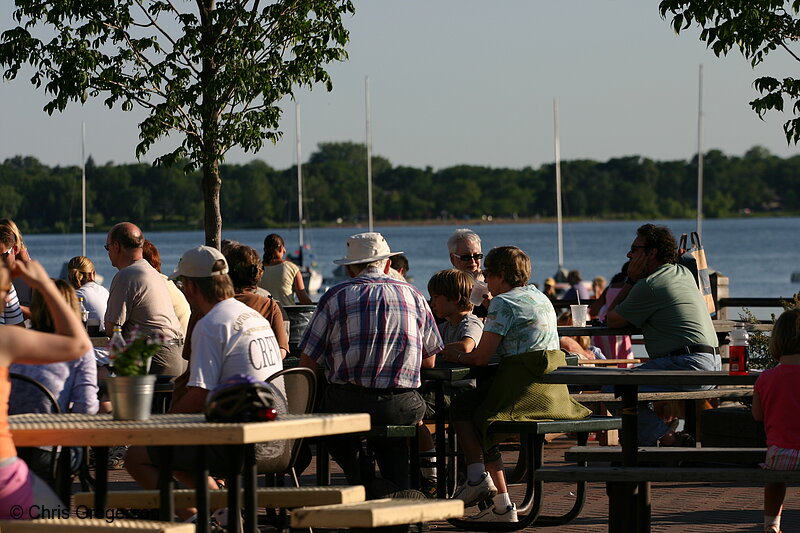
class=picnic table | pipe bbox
[9,412,370,533]
[541,368,759,533]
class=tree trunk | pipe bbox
[202,160,222,249]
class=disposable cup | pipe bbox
[570,304,589,327]
[469,280,489,307]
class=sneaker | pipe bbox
[107,445,128,470]
[466,503,518,523]
[452,472,497,507]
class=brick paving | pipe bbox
[94,436,800,532]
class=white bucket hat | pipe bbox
[171,246,229,279]
[333,232,402,266]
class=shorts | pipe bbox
[145,442,285,478]
[761,445,800,471]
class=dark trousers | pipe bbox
[322,385,425,492]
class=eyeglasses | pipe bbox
[454,253,483,262]
[629,245,650,254]
[0,250,11,259]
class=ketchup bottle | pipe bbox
[728,325,749,375]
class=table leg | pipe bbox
[156,447,175,522]
[195,446,210,533]
[55,446,73,507]
[243,444,258,533]
[434,379,447,498]
[227,445,244,533]
[93,446,108,518]
[607,384,641,533]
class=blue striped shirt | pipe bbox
[299,268,443,389]
[0,285,24,326]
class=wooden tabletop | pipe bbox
[558,319,772,338]
[542,368,760,387]
[9,412,371,448]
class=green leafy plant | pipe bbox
[110,330,164,377]
[659,1,800,146]
[0,0,354,248]
[740,293,800,370]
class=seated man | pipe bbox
[125,246,285,520]
[299,232,443,496]
[606,223,721,446]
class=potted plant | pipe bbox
[106,328,164,421]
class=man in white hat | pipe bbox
[299,232,443,495]
[126,246,285,519]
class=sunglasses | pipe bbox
[104,243,111,251]
[0,250,11,259]
[454,253,483,262]
[629,245,650,254]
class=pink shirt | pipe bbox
[754,364,800,449]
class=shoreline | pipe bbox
[24,212,797,235]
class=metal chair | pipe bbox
[260,367,317,486]
[8,372,77,501]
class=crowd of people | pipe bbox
[0,219,795,532]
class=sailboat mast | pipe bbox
[553,100,564,270]
[295,103,304,250]
[696,64,704,239]
[81,121,86,257]
[365,76,374,232]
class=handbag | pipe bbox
[678,232,715,314]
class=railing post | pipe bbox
[711,273,729,320]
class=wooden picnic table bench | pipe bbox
[536,465,800,484]
[448,415,622,532]
[0,518,193,532]
[564,446,766,465]
[291,498,463,531]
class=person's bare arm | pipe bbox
[439,337,477,359]
[0,261,91,365]
[441,331,502,367]
[293,271,313,305]
[169,386,208,414]
[299,353,318,372]
[421,354,435,369]
[751,390,763,422]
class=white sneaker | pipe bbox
[466,503,518,523]
[452,472,498,507]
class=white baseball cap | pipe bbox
[171,246,229,279]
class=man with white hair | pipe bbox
[448,228,484,279]
[299,232,443,495]
[448,228,489,316]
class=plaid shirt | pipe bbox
[299,268,443,389]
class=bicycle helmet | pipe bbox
[204,374,279,423]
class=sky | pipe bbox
[1,0,798,172]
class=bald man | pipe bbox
[104,222,186,376]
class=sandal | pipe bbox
[659,431,695,447]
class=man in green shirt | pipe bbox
[606,224,720,446]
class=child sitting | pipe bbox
[753,307,800,533]
[429,269,484,357]
[417,269,483,496]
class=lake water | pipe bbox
[23,217,800,300]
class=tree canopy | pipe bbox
[659,0,800,144]
[2,143,797,235]
[0,0,354,248]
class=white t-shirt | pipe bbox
[76,281,110,332]
[188,298,283,391]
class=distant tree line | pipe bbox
[1,142,798,234]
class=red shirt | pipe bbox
[754,364,800,449]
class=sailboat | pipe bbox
[290,103,323,295]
